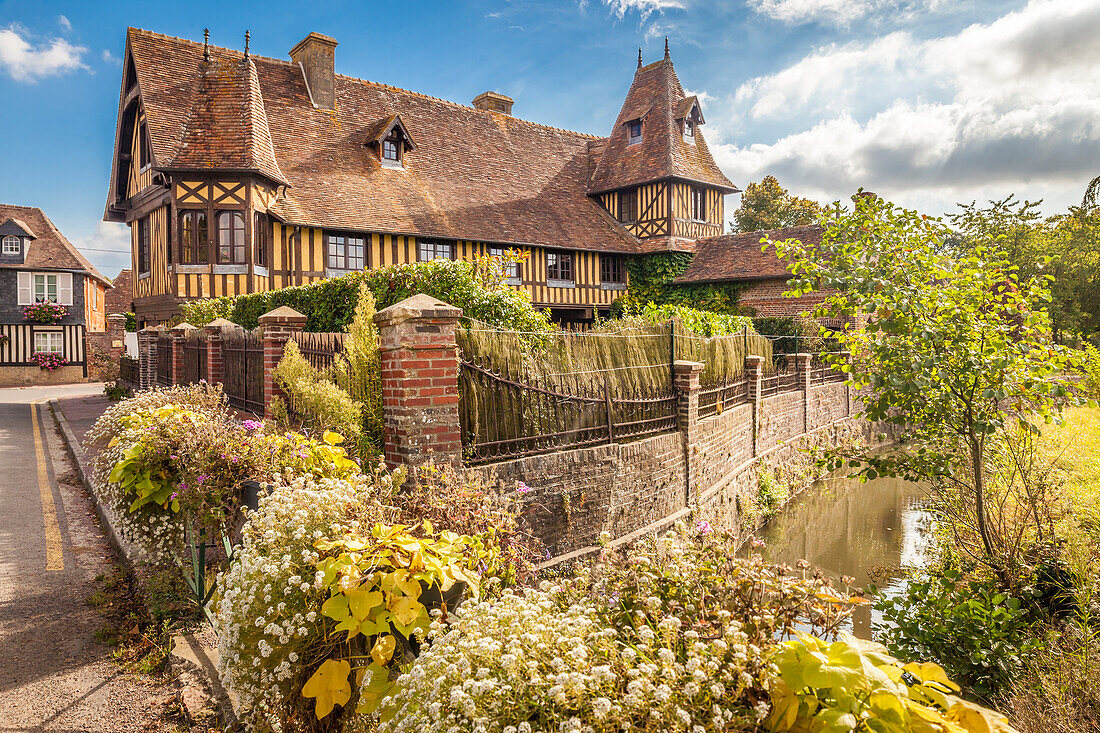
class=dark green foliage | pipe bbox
[876,569,1040,700]
[125,311,137,332]
[622,252,745,314]
[180,260,552,333]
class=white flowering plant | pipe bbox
[376,526,867,733]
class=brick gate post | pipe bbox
[169,323,196,386]
[745,355,765,457]
[794,352,812,433]
[137,326,161,391]
[106,313,127,365]
[673,360,704,504]
[203,318,239,389]
[373,294,463,472]
[258,307,307,419]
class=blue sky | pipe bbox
[2,0,1097,278]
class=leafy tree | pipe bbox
[948,196,1100,344]
[731,175,823,233]
[772,195,1081,575]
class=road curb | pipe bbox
[49,398,237,729]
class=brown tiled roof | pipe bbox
[676,224,823,283]
[587,58,736,196]
[106,268,133,313]
[124,29,645,254]
[0,204,111,285]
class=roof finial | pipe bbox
[638,48,643,68]
[664,36,670,60]
[244,30,250,59]
[203,28,210,62]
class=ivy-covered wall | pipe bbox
[621,253,746,314]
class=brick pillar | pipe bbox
[106,313,127,364]
[258,306,307,419]
[137,326,161,391]
[673,360,703,504]
[373,294,463,471]
[204,318,238,387]
[745,355,764,457]
[795,352,812,433]
[169,323,196,386]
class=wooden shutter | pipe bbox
[58,273,73,306]
[17,272,31,305]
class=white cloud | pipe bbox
[73,222,131,279]
[747,0,948,26]
[705,0,1100,215]
[57,15,72,33]
[604,0,686,20]
[0,25,87,82]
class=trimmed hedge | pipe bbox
[179,259,553,333]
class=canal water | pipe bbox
[749,473,933,638]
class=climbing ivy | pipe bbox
[620,252,746,314]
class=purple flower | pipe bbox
[231,456,239,463]
[242,420,263,431]
[196,474,207,484]
[696,520,713,535]
[170,492,178,500]
[178,483,188,492]
[516,481,532,494]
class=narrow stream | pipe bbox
[749,473,933,638]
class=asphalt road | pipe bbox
[0,384,177,732]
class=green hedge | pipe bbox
[179,260,553,333]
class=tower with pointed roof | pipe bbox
[588,40,738,252]
[103,29,739,327]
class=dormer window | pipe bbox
[367,114,417,170]
[683,118,695,143]
[628,120,642,145]
[2,236,19,255]
[382,133,401,164]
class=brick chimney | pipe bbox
[290,32,338,110]
[472,91,514,115]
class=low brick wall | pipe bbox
[0,364,86,387]
[468,379,880,559]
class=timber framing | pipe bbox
[105,28,740,327]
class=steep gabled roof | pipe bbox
[588,54,737,196]
[0,204,111,285]
[676,224,823,283]
[118,29,645,254]
[106,268,133,314]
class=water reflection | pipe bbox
[748,473,932,638]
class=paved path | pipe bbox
[0,384,177,732]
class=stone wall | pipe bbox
[467,376,876,560]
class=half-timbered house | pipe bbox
[105,29,738,327]
[0,204,111,385]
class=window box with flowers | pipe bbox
[30,351,67,371]
[23,301,68,325]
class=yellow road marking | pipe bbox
[31,403,64,571]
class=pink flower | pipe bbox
[516,481,532,494]
[242,420,263,431]
[696,520,713,535]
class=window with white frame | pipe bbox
[34,331,63,354]
[488,246,519,280]
[628,119,642,145]
[418,241,454,262]
[1,236,19,254]
[34,273,58,303]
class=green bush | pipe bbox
[273,341,364,452]
[179,259,553,333]
[622,252,746,314]
[1082,343,1100,399]
[628,302,755,337]
[875,569,1040,700]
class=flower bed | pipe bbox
[30,351,67,371]
[83,384,1018,733]
[23,301,67,324]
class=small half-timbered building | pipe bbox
[105,30,737,327]
[0,204,111,385]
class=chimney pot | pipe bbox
[472,91,514,116]
[289,32,338,110]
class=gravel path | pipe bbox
[0,390,183,732]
